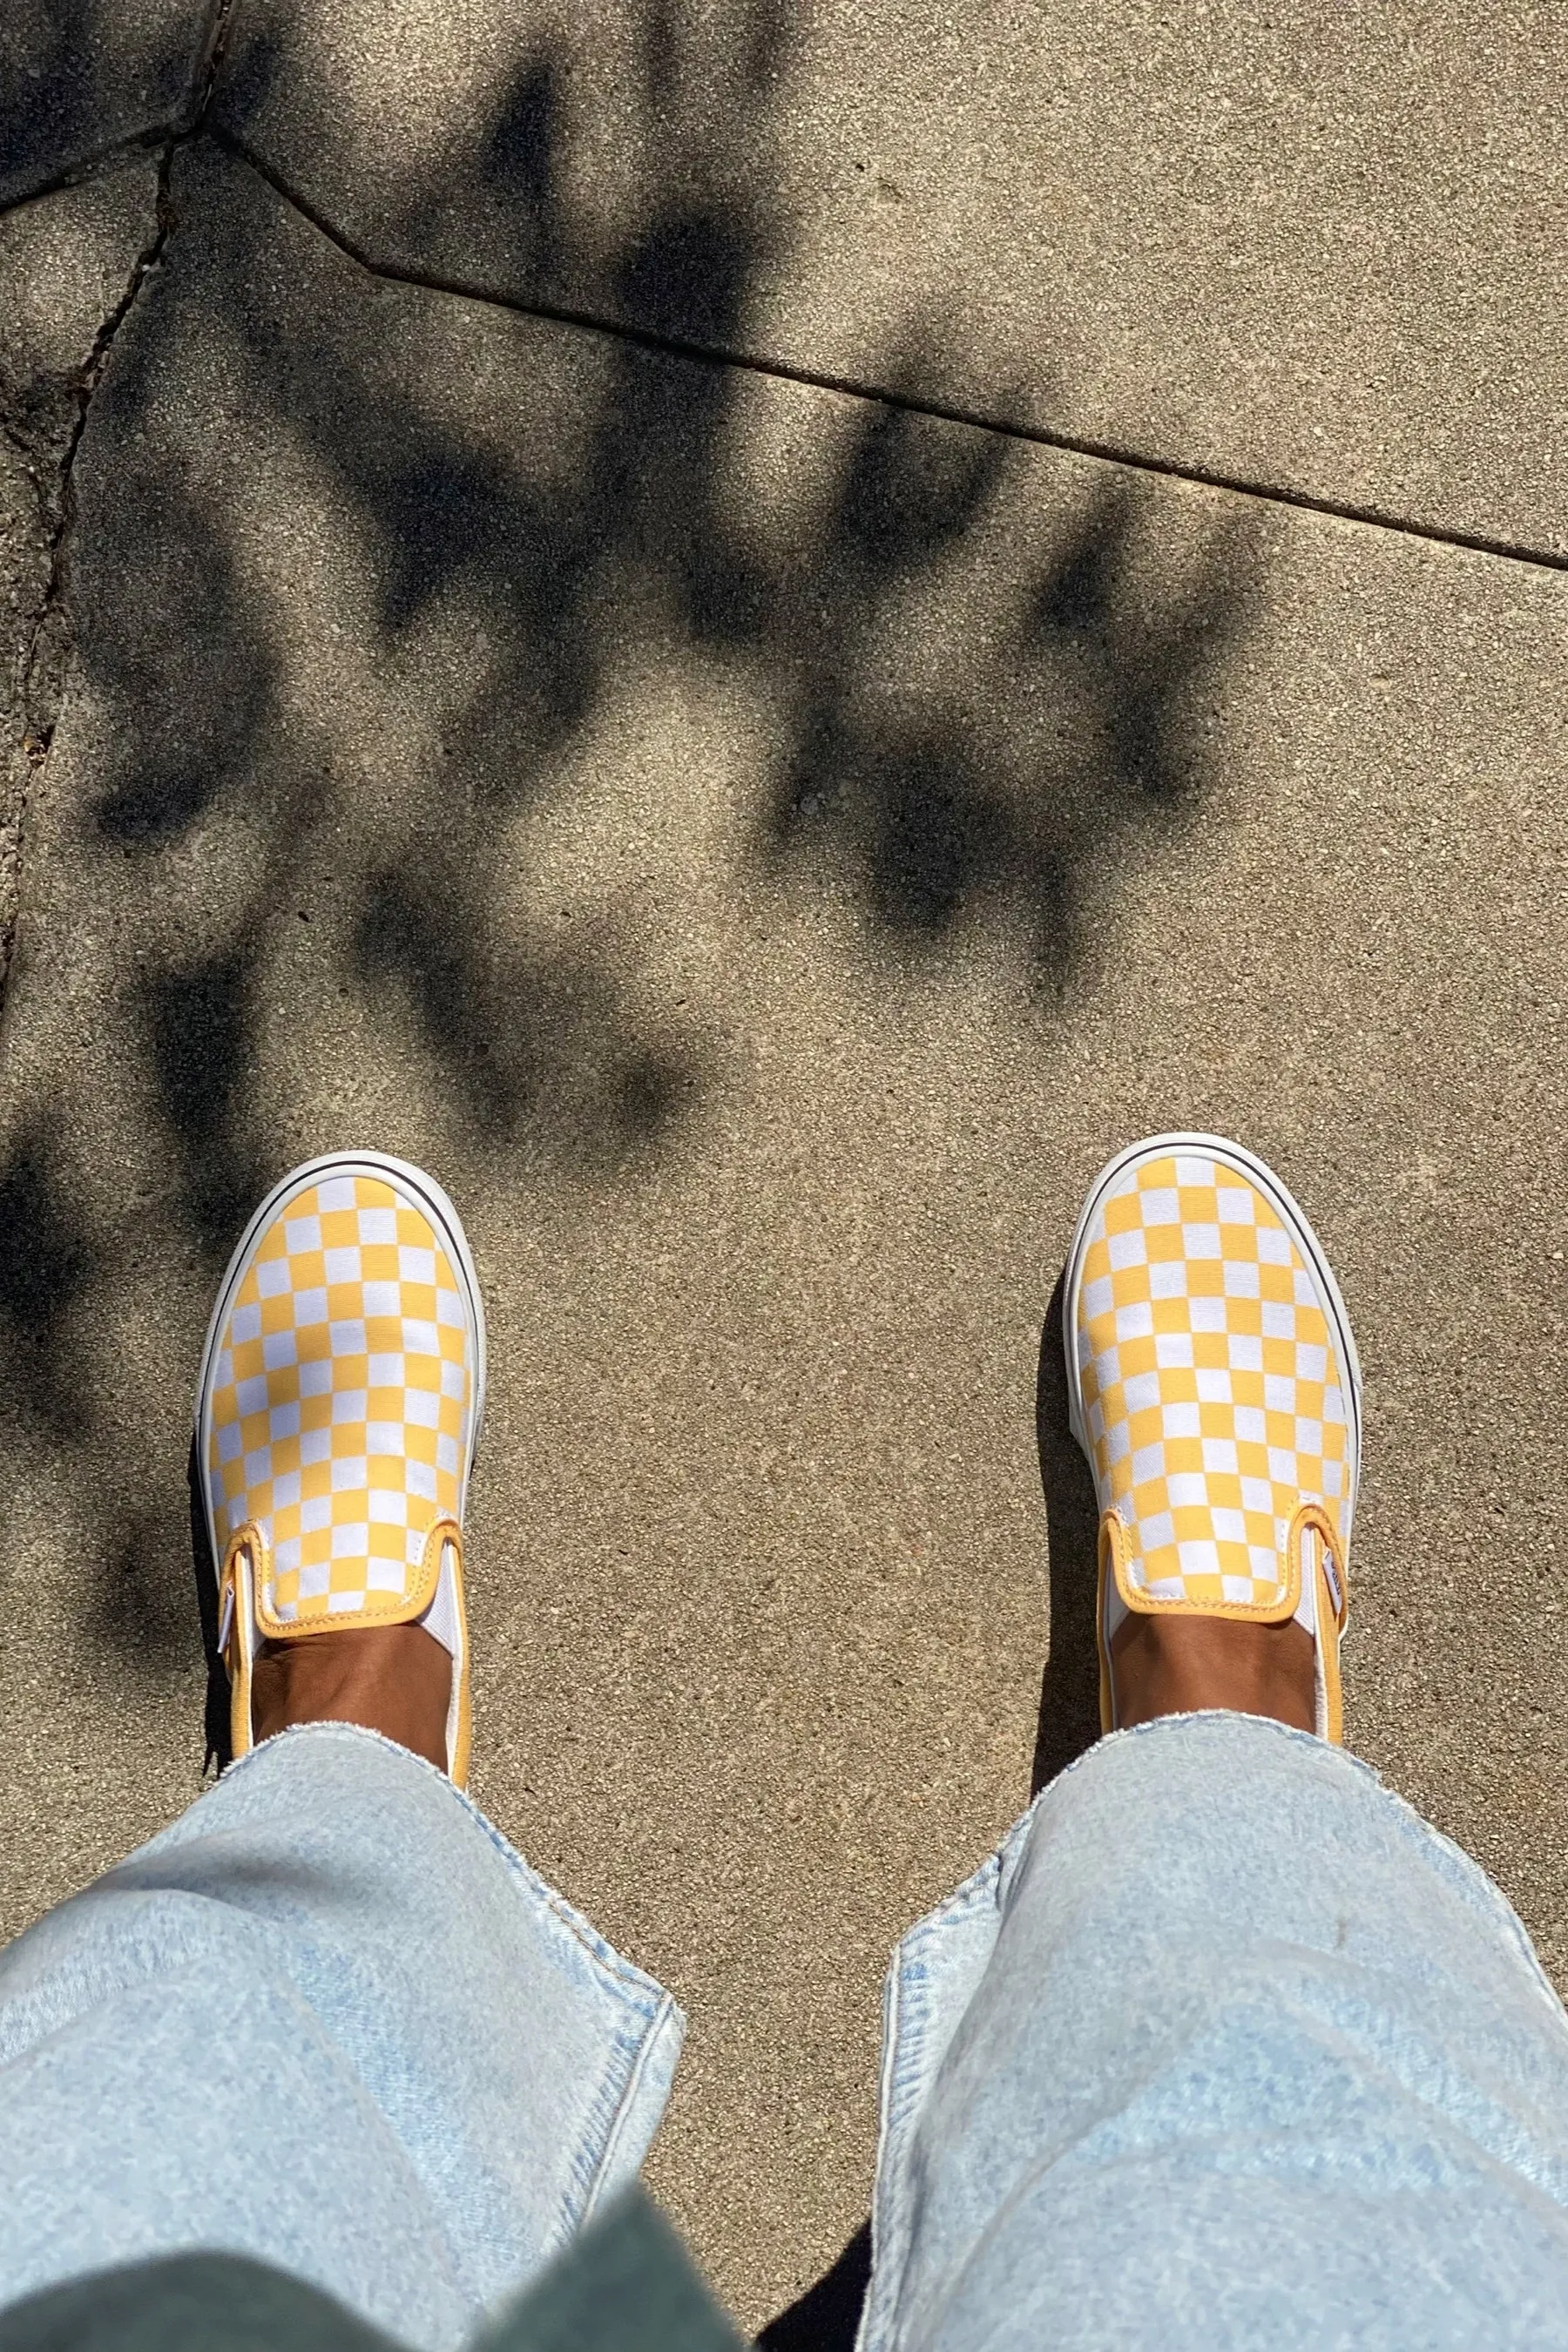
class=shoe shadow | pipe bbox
[187,1433,233,1773]
[1030,1267,1103,1794]
[755,2221,872,2352]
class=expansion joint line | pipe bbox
[2,58,1564,590]
[210,128,1568,585]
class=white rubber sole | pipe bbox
[192,1149,490,1567]
[1060,1130,1363,1545]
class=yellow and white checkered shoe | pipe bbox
[1063,1133,1362,1743]
[194,1152,486,1784]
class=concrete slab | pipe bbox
[3,137,1568,2327]
[1,0,214,206]
[0,158,165,968]
[210,0,1568,556]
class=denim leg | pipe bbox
[0,1723,683,2351]
[862,1713,1568,2352]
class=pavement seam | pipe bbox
[0,130,172,224]
[0,0,234,223]
[5,113,1565,584]
[198,127,1566,585]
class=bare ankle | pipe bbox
[1111,1612,1315,1734]
[250,1624,451,1770]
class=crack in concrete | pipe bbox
[186,0,240,135]
[3,0,235,980]
[19,0,235,764]
[0,145,177,983]
[19,145,175,773]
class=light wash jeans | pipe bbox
[4,1714,1568,2348]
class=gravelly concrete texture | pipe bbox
[0,0,213,206]
[209,0,1568,553]
[1,133,1566,2330]
[0,159,162,965]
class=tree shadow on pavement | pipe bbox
[0,0,1261,1758]
[70,114,1257,1233]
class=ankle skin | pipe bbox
[1110,1612,1316,1734]
[250,1624,451,1770]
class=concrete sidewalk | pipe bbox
[2,2,1566,2332]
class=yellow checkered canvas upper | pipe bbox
[1074,1149,1351,1611]
[206,1173,475,1631]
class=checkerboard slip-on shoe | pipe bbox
[1063,1133,1362,1743]
[194,1152,487,1785]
